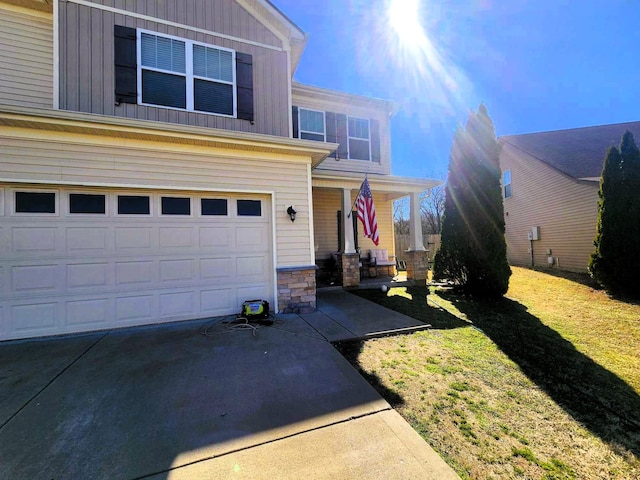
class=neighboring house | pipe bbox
[0,0,439,341]
[499,121,640,272]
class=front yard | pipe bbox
[339,267,640,479]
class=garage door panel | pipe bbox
[159,227,193,249]
[237,285,270,304]
[236,225,268,249]
[12,227,58,254]
[66,227,110,253]
[159,259,194,282]
[199,227,232,249]
[160,291,195,316]
[11,302,58,333]
[200,288,235,314]
[115,227,153,250]
[12,264,58,292]
[115,260,155,286]
[200,258,233,280]
[66,298,110,327]
[116,295,155,323]
[66,263,109,289]
[237,255,267,279]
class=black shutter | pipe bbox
[370,119,381,163]
[337,210,342,251]
[114,25,137,104]
[292,106,299,138]
[326,112,337,158]
[236,52,254,123]
[336,113,348,160]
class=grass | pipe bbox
[337,267,640,479]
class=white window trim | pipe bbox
[298,108,326,141]
[66,190,109,217]
[503,169,512,198]
[347,116,372,161]
[137,29,237,118]
[11,188,59,217]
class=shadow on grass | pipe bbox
[438,291,640,460]
[333,340,405,408]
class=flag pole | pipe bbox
[347,174,367,219]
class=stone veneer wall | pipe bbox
[405,250,429,286]
[276,266,317,314]
[339,253,360,287]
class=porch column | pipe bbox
[341,188,356,254]
[340,188,360,287]
[406,191,428,286]
[409,191,426,251]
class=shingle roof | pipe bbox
[499,121,640,179]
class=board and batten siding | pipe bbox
[312,187,395,261]
[500,142,599,272]
[292,92,392,176]
[0,4,53,108]
[58,0,290,137]
[0,127,313,268]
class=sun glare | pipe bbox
[388,0,427,47]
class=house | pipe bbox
[499,121,640,272]
[0,0,439,341]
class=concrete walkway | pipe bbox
[0,295,458,480]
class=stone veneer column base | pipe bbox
[405,250,429,286]
[340,253,361,287]
[277,266,317,314]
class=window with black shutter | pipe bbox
[114,26,253,121]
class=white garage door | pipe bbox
[0,186,273,341]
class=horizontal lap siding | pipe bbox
[0,130,312,267]
[312,187,395,260]
[59,0,289,136]
[500,143,599,272]
[0,6,53,108]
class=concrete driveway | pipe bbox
[0,300,458,479]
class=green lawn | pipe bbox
[340,267,640,479]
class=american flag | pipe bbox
[356,177,379,246]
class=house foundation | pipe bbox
[405,250,429,286]
[338,253,360,287]
[277,266,317,314]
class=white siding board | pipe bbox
[0,5,53,108]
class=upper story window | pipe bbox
[347,116,371,161]
[298,108,325,141]
[503,169,512,198]
[138,30,236,117]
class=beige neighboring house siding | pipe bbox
[0,127,314,268]
[0,4,53,108]
[292,88,393,176]
[312,187,395,260]
[500,142,599,272]
[58,0,290,137]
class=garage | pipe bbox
[0,185,273,341]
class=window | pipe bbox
[237,199,261,216]
[118,195,150,215]
[15,192,56,213]
[70,194,106,214]
[503,170,512,198]
[347,116,371,161]
[201,198,228,216]
[161,197,190,215]
[298,108,325,141]
[139,30,235,116]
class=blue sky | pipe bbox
[275,0,640,180]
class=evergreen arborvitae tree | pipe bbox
[433,105,511,297]
[589,131,640,297]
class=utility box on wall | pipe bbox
[531,226,540,241]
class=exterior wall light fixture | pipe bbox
[287,205,297,222]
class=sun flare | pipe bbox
[388,0,427,47]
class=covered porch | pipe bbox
[311,171,441,288]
